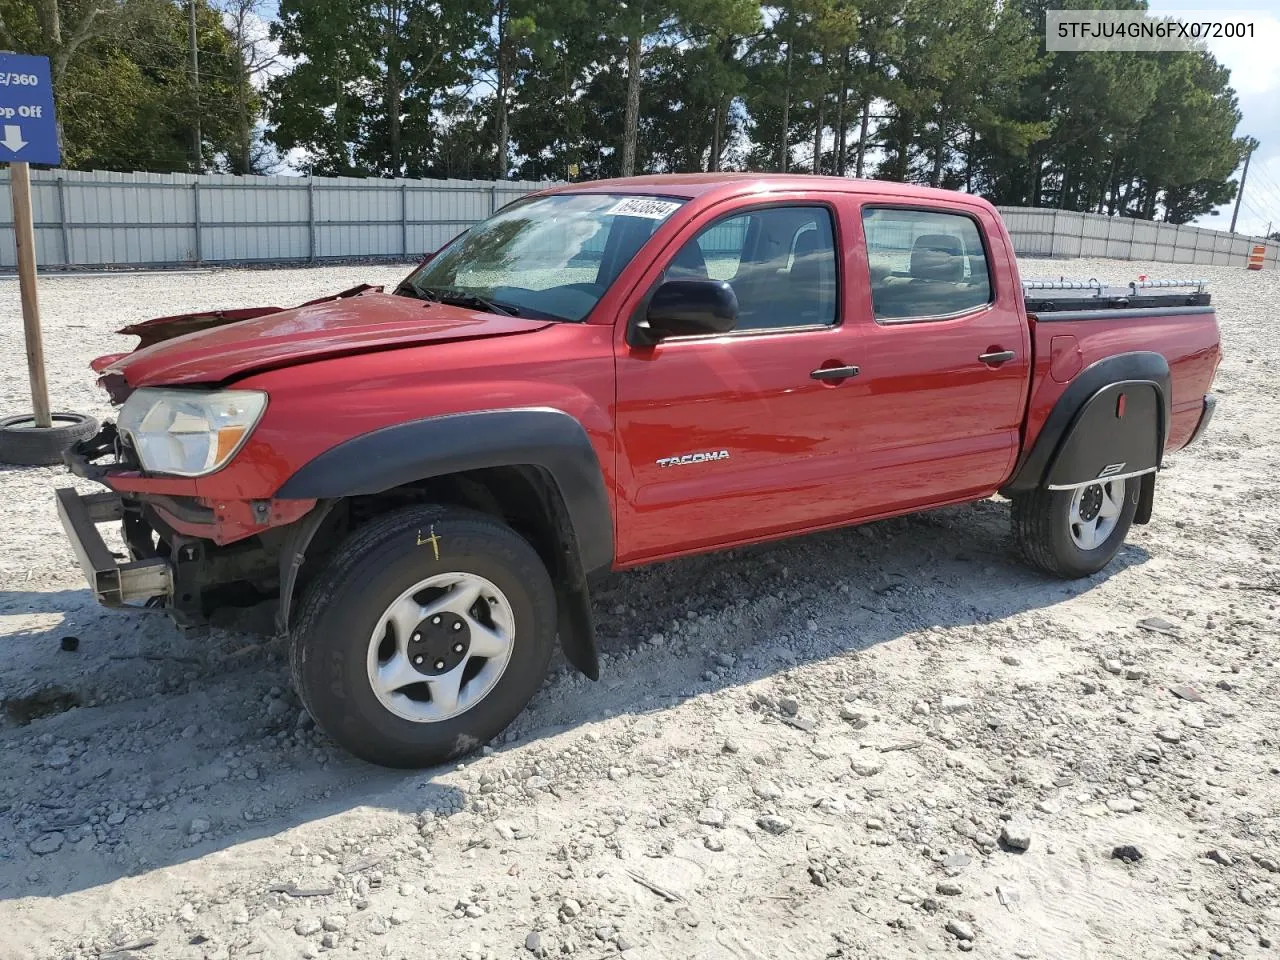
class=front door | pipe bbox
[614,202,864,563]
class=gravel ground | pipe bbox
[0,258,1277,960]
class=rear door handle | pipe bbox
[810,365,860,381]
[979,350,1015,365]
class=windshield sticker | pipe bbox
[605,197,682,220]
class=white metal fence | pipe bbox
[0,169,551,268]
[1,168,1276,270]
[997,206,1279,269]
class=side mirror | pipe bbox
[634,279,738,344]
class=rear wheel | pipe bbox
[289,505,557,768]
[1011,478,1138,579]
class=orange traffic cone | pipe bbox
[1247,245,1266,270]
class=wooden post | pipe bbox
[11,161,52,428]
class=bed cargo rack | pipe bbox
[1023,277,1210,313]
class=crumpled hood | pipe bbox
[98,289,552,389]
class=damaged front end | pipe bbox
[90,283,380,403]
[55,279,539,632]
[57,423,303,629]
[51,291,377,629]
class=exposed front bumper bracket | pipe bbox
[55,487,173,606]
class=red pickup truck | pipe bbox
[57,174,1221,767]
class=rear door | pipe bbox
[613,198,865,563]
[846,202,1030,514]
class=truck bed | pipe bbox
[1020,277,1221,460]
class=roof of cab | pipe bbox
[536,173,992,209]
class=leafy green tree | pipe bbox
[743,0,851,173]
[18,0,155,84]
[0,0,245,171]
[3,0,1252,226]
[593,0,756,176]
[215,0,274,174]
[966,0,1243,222]
[508,9,612,180]
[1126,52,1244,222]
[264,0,364,175]
[869,0,1042,187]
[267,0,481,176]
[472,0,548,179]
[427,107,499,179]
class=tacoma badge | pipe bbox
[655,450,730,468]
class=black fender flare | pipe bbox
[275,407,613,571]
[1002,352,1171,495]
[274,408,613,679]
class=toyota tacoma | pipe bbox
[56,175,1221,767]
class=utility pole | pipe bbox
[188,0,202,173]
[1229,139,1256,233]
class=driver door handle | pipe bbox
[810,365,860,381]
[979,350,1015,365]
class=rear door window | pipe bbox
[861,208,993,321]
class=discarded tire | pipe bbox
[0,412,99,466]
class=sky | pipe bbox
[250,0,1280,237]
[1146,0,1280,236]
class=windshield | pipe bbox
[399,193,687,322]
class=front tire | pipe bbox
[1010,478,1138,579]
[289,505,557,768]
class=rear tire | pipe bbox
[289,505,557,768]
[1011,478,1138,579]
[0,413,98,466]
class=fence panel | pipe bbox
[995,204,1276,268]
[0,169,553,269]
[1,170,1275,270]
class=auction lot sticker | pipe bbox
[607,198,683,220]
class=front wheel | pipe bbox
[289,505,557,768]
[1010,478,1138,579]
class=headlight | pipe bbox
[117,388,267,477]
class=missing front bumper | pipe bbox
[55,487,173,606]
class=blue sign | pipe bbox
[0,53,60,166]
